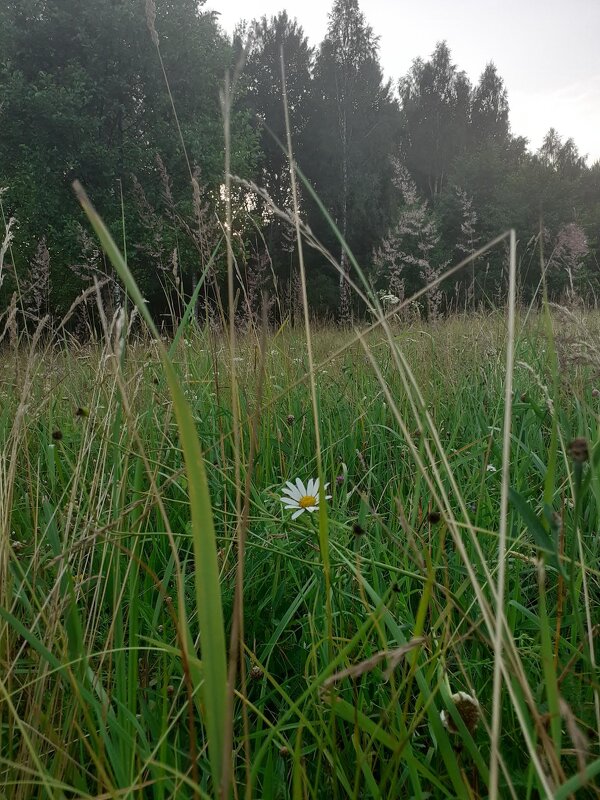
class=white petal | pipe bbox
[295,477,306,496]
[281,498,299,507]
[281,486,300,499]
[291,508,305,520]
[307,506,317,512]
[323,483,330,490]
[307,478,316,495]
[325,495,332,500]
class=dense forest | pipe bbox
[1,0,599,327]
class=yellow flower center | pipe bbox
[299,495,317,509]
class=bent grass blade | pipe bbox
[73,180,228,792]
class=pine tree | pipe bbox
[306,0,399,320]
[237,12,314,299]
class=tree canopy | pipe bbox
[0,0,598,326]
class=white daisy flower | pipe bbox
[280,478,332,520]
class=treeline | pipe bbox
[1,0,599,327]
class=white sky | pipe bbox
[208,0,600,164]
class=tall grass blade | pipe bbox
[73,180,228,792]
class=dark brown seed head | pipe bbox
[427,511,441,524]
[75,407,89,418]
[441,691,481,734]
[286,414,295,425]
[567,438,589,463]
[352,523,366,536]
[249,665,263,681]
[52,429,63,441]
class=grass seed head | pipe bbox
[440,691,481,734]
[567,437,589,463]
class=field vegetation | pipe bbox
[1,1,599,797]
[1,286,599,797]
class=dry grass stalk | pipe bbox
[321,638,426,688]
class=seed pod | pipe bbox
[567,438,589,463]
[440,691,481,734]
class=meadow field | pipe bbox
[1,297,599,798]
[2,0,599,796]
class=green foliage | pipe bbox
[1,313,600,797]
[0,0,258,314]
[303,0,400,312]
[1,0,599,319]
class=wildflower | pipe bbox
[280,478,331,520]
[286,414,295,425]
[486,464,497,473]
[336,474,345,486]
[440,691,481,734]
[567,437,589,463]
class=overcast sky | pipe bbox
[208,0,600,164]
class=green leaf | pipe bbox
[509,488,566,578]
[73,180,228,791]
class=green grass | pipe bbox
[1,305,599,799]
